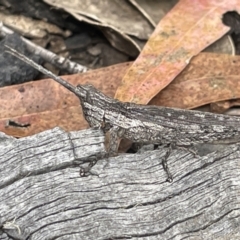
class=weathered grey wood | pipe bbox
[0,128,240,239]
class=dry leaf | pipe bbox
[1,106,87,137]
[43,0,149,57]
[0,63,131,137]
[210,99,240,113]
[150,52,240,109]
[44,0,153,39]
[132,0,179,25]
[115,0,240,104]
[0,12,71,38]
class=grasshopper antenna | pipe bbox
[5,45,77,94]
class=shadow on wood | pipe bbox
[0,128,240,239]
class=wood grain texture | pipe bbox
[0,128,240,239]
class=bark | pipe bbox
[0,127,240,240]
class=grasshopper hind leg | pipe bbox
[158,143,197,183]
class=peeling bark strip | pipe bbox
[1,128,240,239]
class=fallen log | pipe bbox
[0,128,240,239]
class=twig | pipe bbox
[0,23,88,74]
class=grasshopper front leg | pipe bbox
[107,126,125,155]
[80,125,125,176]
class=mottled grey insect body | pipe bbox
[77,84,240,151]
